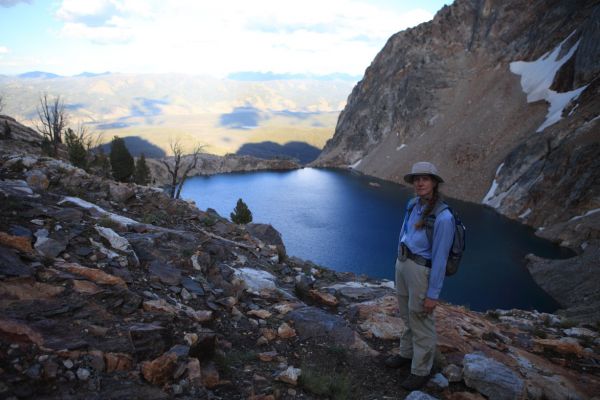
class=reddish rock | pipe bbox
[533,338,585,357]
[72,279,102,295]
[0,278,64,300]
[0,318,43,346]
[0,232,33,253]
[260,328,277,341]
[141,352,178,385]
[247,309,272,319]
[104,353,133,372]
[277,323,296,339]
[58,262,127,287]
[309,289,339,306]
[201,361,220,388]
[258,351,277,362]
[186,358,202,387]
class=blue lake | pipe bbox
[180,168,573,312]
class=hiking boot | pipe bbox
[400,373,430,391]
[384,355,412,368]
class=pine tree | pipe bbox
[109,136,134,182]
[230,198,253,224]
[64,128,88,169]
[134,153,151,185]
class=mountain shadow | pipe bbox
[95,136,166,158]
[236,141,321,164]
[220,106,262,130]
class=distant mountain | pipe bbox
[75,71,111,78]
[95,136,166,159]
[227,71,361,82]
[18,71,62,79]
[236,141,321,164]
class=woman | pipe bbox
[385,161,455,391]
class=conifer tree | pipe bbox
[64,128,88,169]
[134,153,151,185]
[230,198,253,224]
[109,136,134,182]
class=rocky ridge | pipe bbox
[311,0,600,322]
[1,117,600,399]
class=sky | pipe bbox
[0,0,451,77]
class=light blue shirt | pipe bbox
[399,200,455,299]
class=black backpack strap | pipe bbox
[424,200,449,244]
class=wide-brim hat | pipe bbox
[404,161,444,183]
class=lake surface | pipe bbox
[181,168,573,312]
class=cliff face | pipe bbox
[313,0,599,232]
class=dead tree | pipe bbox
[161,138,204,199]
[36,94,68,156]
[0,94,4,113]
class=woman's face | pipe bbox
[412,175,436,198]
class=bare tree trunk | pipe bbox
[163,138,203,199]
[36,93,68,155]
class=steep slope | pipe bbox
[314,0,599,224]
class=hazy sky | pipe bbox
[0,0,451,77]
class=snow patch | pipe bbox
[349,159,362,169]
[326,280,394,290]
[396,144,407,151]
[569,208,600,222]
[510,32,588,132]
[482,163,505,206]
[518,208,532,219]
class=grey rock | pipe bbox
[442,364,463,383]
[405,391,439,400]
[9,225,32,239]
[76,367,91,381]
[463,353,525,400]
[128,323,169,361]
[0,245,35,276]
[149,260,182,286]
[246,223,287,259]
[430,373,449,389]
[25,170,49,191]
[109,182,135,203]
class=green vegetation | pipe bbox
[230,198,253,224]
[109,136,134,182]
[64,128,88,169]
[299,364,352,399]
[133,153,151,185]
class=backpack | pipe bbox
[401,197,466,276]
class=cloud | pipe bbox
[0,47,9,54]
[60,22,133,44]
[0,0,31,7]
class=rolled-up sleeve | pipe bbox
[427,210,455,299]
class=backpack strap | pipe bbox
[424,200,449,244]
[400,197,419,238]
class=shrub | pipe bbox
[134,153,151,185]
[64,128,88,169]
[230,198,253,224]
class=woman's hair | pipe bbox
[414,181,442,230]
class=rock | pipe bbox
[0,232,33,253]
[201,361,220,388]
[258,351,277,362]
[463,353,525,400]
[189,330,217,360]
[563,327,598,339]
[141,352,178,386]
[234,267,278,295]
[277,323,297,339]
[128,323,169,361]
[34,234,66,258]
[58,262,127,287]
[0,278,65,300]
[532,338,585,357]
[246,223,287,260]
[181,276,205,296]
[42,360,59,379]
[405,391,439,400]
[76,367,91,381]
[443,364,463,383]
[0,245,35,276]
[247,309,272,319]
[104,353,133,372]
[308,289,339,306]
[25,170,49,191]
[0,318,44,346]
[109,182,135,203]
[430,373,449,389]
[186,358,202,387]
[72,279,102,294]
[149,260,182,286]
[275,366,301,386]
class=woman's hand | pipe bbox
[423,298,438,314]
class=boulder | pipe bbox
[109,182,135,203]
[463,353,525,400]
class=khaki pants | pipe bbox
[395,257,436,376]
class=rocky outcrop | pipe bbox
[312,0,600,321]
[2,139,599,398]
[146,152,300,186]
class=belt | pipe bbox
[399,244,432,268]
